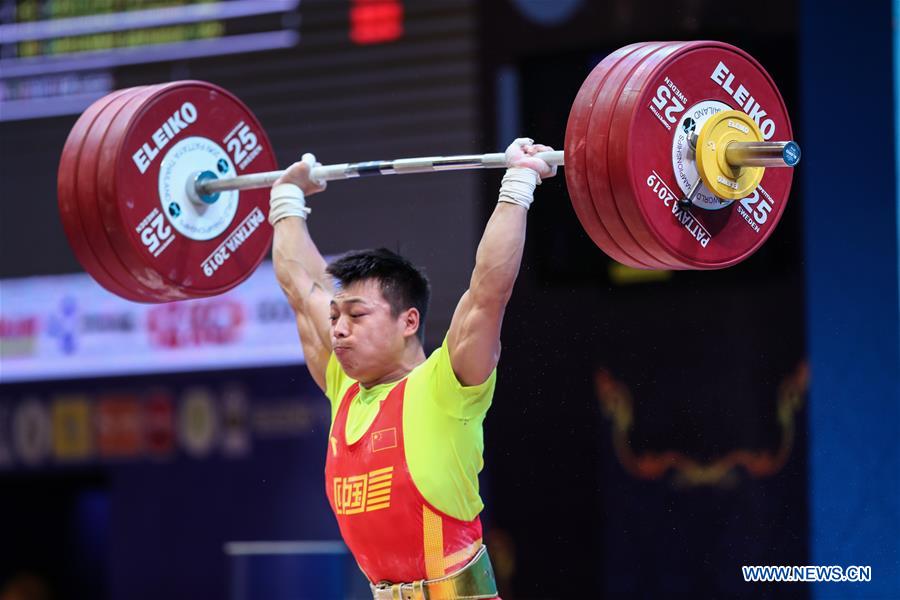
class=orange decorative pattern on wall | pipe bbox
[595,362,808,487]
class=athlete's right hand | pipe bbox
[504,138,556,181]
[274,153,327,196]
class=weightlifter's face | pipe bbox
[329,279,412,382]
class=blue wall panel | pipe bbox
[802,0,900,596]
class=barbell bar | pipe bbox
[725,141,801,168]
[194,142,796,202]
[57,40,801,303]
[193,151,563,200]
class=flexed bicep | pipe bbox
[446,290,503,387]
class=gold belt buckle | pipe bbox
[371,581,425,600]
[371,546,498,600]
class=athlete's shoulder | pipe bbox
[408,336,451,380]
[407,336,495,420]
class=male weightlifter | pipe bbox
[268,138,555,599]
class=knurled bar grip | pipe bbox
[197,150,565,196]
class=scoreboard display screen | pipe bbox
[0,0,307,121]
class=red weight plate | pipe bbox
[564,42,654,269]
[608,41,794,269]
[606,42,702,268]
[79,84,190,303]
[59,89,135,299]
[77,85,173,302]
[99,81,277,299]
[584,41,680,269]
[58,88,157,301]
[603,42,695,269]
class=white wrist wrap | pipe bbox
[268,183,310,225]
[498,167,539,210]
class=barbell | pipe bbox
[57,40,800,303]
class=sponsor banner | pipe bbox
[0,261,303,383]
[0,384,327,469]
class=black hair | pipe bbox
[326,248,431,344]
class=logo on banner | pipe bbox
[52,395,93,462]
[178,387,219,458]
[256,299,294,323]
[13,398,51,466]
[96,394,143,458]
[221,385,250,458]
[144,392,175,457]
[147,299,244,348]
[0,316,38,358]
[83,311,135,334]
[47,297,79,354]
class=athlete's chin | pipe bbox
[335,354,363,378]
[335,353,352,369]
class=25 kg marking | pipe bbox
[737,188,773,233]
[652,85,685,124]
[138,208,174,257]
[225,124,258,167]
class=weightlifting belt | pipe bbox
[370,545,498,600]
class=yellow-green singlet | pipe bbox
[325,337,495,521]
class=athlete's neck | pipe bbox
[359,342,426,389]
